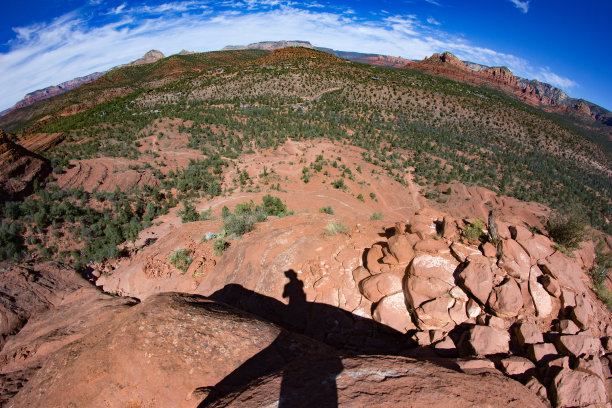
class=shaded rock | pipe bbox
[575,355,605,380]
[555,331,600,358]
[206,354,548,407]
[459,325,509,356]
[359,272,402,303]
[434,336,458,357]
[515,322,544,345]
[571,296,592,330]
[524,377,548,404]
[372,293,416,333]
[528,343,558,364]
[488,279,523,318]
[454,358,496,373]
[557,319,580,335]
[387,234,415,264]
[7,293,333,408]
[366,244,384,274]
[500,356,536,379]
[0,262,90,348]
[457,254,493,304]
[540,275,561,298]
[551,368,606,408]
[511,225,533,241]
[0,130,51,202]
[450,242,481,262]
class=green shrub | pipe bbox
[168,248,193,274]
[462,218,486,243]
[370,212,383,220]
[178,201,199,223]
[546,212,586,251]
[319,206,334,215]
[357,193,364,202]
[213,238,229,256]
[262,195,287,216]
[332,179,346,189]
[0,221,25,262]
[199,207,214,221]
[324,222,351,236]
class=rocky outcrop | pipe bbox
[126,49,165,66]
[0,130,51,202]
[205,354,547,407]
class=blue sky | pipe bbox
[1,0,611,112]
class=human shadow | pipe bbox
[198,270,409,407]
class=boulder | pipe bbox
[414,239,449,254]
[575,355,605,380]
[450,242,481,262]
[448,299,469,325]
[404,253,458,308]
[571,296,592,330]
[434,336,458,357]
[366,244,384,274]
[538,252,587,294]
[359,272,402,303]
[517,234,554,261]
[352,266,370,284]
[466,298,481,318]
[560,289,576,309]
[551,368,607,408]
[372,293,416,333]
[529,277,553,319]
[555,331,601,358]
[557,319,580,335]
[528,343,558,364]
[500,240,531,280]
[387,234,415,264]
[539,275,561,298]
[441,216,459,241]
[481,242,497,258]
[510,225,533,241]
[524,377,548,404]
[499,356,536,379]
[459,325,509,356]
[457,255,493,304]
[207,355,548,407]
[415,296,455,330]
[488,279,523,318]
[515,322,544,345]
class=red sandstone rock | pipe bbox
[387,234,415,264]
[371,292,415,333]
[359,272,402,303]
[459,325,509,356]
[488,278,523,318]
[551,368,607,407]
[458,255,493,304]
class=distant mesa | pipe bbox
[223,40,315,51]
[124,49,166,66]
[0,50,166,118]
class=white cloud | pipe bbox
[535,67,578,89]
[509,0,529,13]
[424,0,441,6]
[0,1,576,112]
[426,17,440,25]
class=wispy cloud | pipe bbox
[424,0,441,6]
[0,0,575,112]
[426,16,440,25]
[508,0,529,13]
